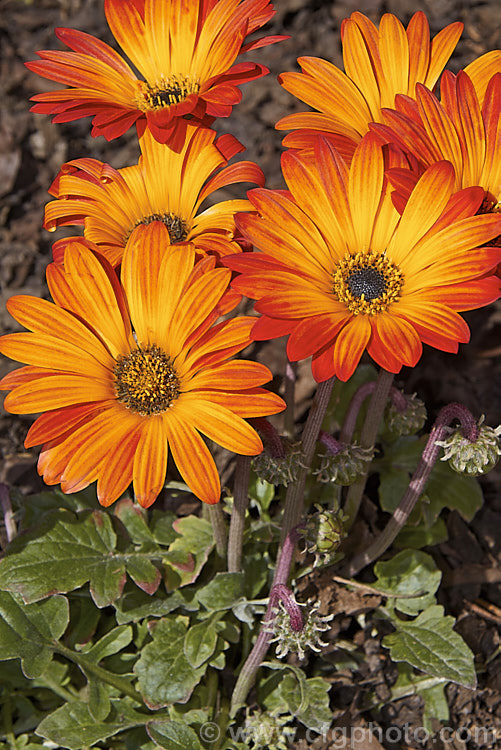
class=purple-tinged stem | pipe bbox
[343,402,479,577]
[0,484,16,546]
[228,455,251,573]
[230,527,302,715]
[280,376,336,544]
[252,417,286,458]
[340,381,407,444]
[319,430,343,456]
[343,369,394,529]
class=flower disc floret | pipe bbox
[131,213,189,244]
[138,76,200,111]
[333,250,404,315]
[114,345,180,416]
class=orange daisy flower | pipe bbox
[223,136,501,382]
[275,11,463,162]
[45,125,264,267]
[25,0,286,145]
[370,71,501,224]
[0,224,284,507]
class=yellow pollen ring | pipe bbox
[333,250,403,315]
[137,75,201,112]
[114,344,180,416]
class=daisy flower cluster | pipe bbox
[1,1,500,512]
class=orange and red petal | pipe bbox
[4,374,113,414]
[163,410,221,504]
[286,311,349,361]
[133,416,168,508]
[332,316,371,382]
[184,360,273,391]
[25,401,114,448]
[178,397,263,455]
[193,388,285,417]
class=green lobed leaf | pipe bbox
[294,677,332,734]
[383,605,476,688]
[88,676,112,722]
[124,552,161,595]
[82,625,133,662]
[113,498,156,543]
[0,510,123,606]
[0,509,168,607]
[425,460,483,522]
[261,670,331,732]
[395,516,448,549]
[184,617,220,669]
[373,549,441,615]
[421,682,450,732]
[196,573,245,611]
[35,699,148,750]
[113,589,193,625]
[146,720,201,749]
[16,488,100,530]
[260,662,308,713]
[163,517,214,590]
[134,616,206,708]
[0,591,69,678]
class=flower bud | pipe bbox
[301,504,346,567]
[244,710,293,750]
[385,392,427,436]
[252,439,303,486]
[436,420,501,476]
[314,442,374,485]
[265,596,333,660]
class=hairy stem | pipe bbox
[343,369,394,528]
[280,376,336,544]
[227,455,251,573]
[344,402,479,576]
[205,503,228,558]
[230,527,302,715]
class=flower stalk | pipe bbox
[205,503,228,559]
[280,376,336,543]
[343,369,394,528]
[228,455,251,573]
[230,526,302,715]
[343,402,480,576]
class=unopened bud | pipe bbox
[436,420,501,476]
[314,442,374,485]
[244,710,293,750]
[301,504,346,567]
[252,439,303,486]
[386,392,427,436]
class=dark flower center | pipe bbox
[136,213,189,243]
[333,250,403,314]
[114,344,180,416]
[141,75,200,110]
[347,267,386,301]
